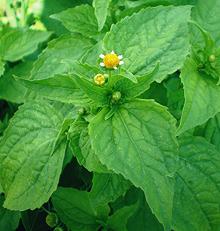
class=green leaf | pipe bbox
[196,113,220,152]
[73,75,110,106]
[0,61,33,103]
[103,5,191,82]
[89,99,178,228]
[52,187,109,231]
[192,0,220,45]
[178,58,220,135]
[164,74,184,120]
[68,120,108,173]
[127,192,163,231]
[172,136,220,231]
[16,74,90,105]
[0,59,5,77]
[68,62,103,79]
[90,173,130,206]
[51,5,99,39]
[107,203,137,231]
[0,101,67,210]
[30,34,93,80]
[0,195,20,231]
[114,63,159,98]
[93,0,111,31]
[0,28,51,62]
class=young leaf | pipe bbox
[30,34,93,80]
[93,0,111,31]
[89,99,178,228]
[90,173,130,206]
[0,28,51,62]
[172,136,220,231]
[178,58,220,135]
[107,203,137,231]
[52,187,109,231]
[103,5,191,82]
[16,74,90,105]
[114,63,159,98]
[51,5,99,38]
[0,101,68,210]
[0,195,20,231]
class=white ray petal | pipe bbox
[111,50,115,54]
[99,54,105,59]
[100,62,105,67]
[118,55,123,60]
[119,61,124,65]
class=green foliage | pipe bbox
[89,99,178,228]
[30,34,94,80]
[0,27,51,62]
[0,101,67,210]
[51,5,99,39]
[1,0,220,230]
[93,0,111,31]
[103,5,191,82]
[52,187,109,231]
[178,58,220,134]
[0,195,20,231]
[172,136,220,231]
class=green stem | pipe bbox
[41,206,50,214]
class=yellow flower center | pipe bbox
[94,74,105,86]
[103,53,120,68]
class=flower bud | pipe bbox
[209,54,216,62]
[54,227,63,231]
[46,212,59,228]
[94,74,105,86]
[112,91,122,102]
[77,107,86,115]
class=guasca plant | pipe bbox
[1,0,220,231]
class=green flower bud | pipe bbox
[112,91,122,102]
[46,212,59,228]
[54,227,63,231]
[209,54,216,62]
[77,107,86,115]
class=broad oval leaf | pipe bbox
[51,5,99,39]
[172,136,220,231]
[0,28,51,62]
[30,34,93,80]
[52,187,109,231]
[0,101,67,210]
[103,5,191,82]
[89,99,178,228]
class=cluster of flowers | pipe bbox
[94,51,124,86]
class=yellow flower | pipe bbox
[94,74,105,86]
[100,51,124,69]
